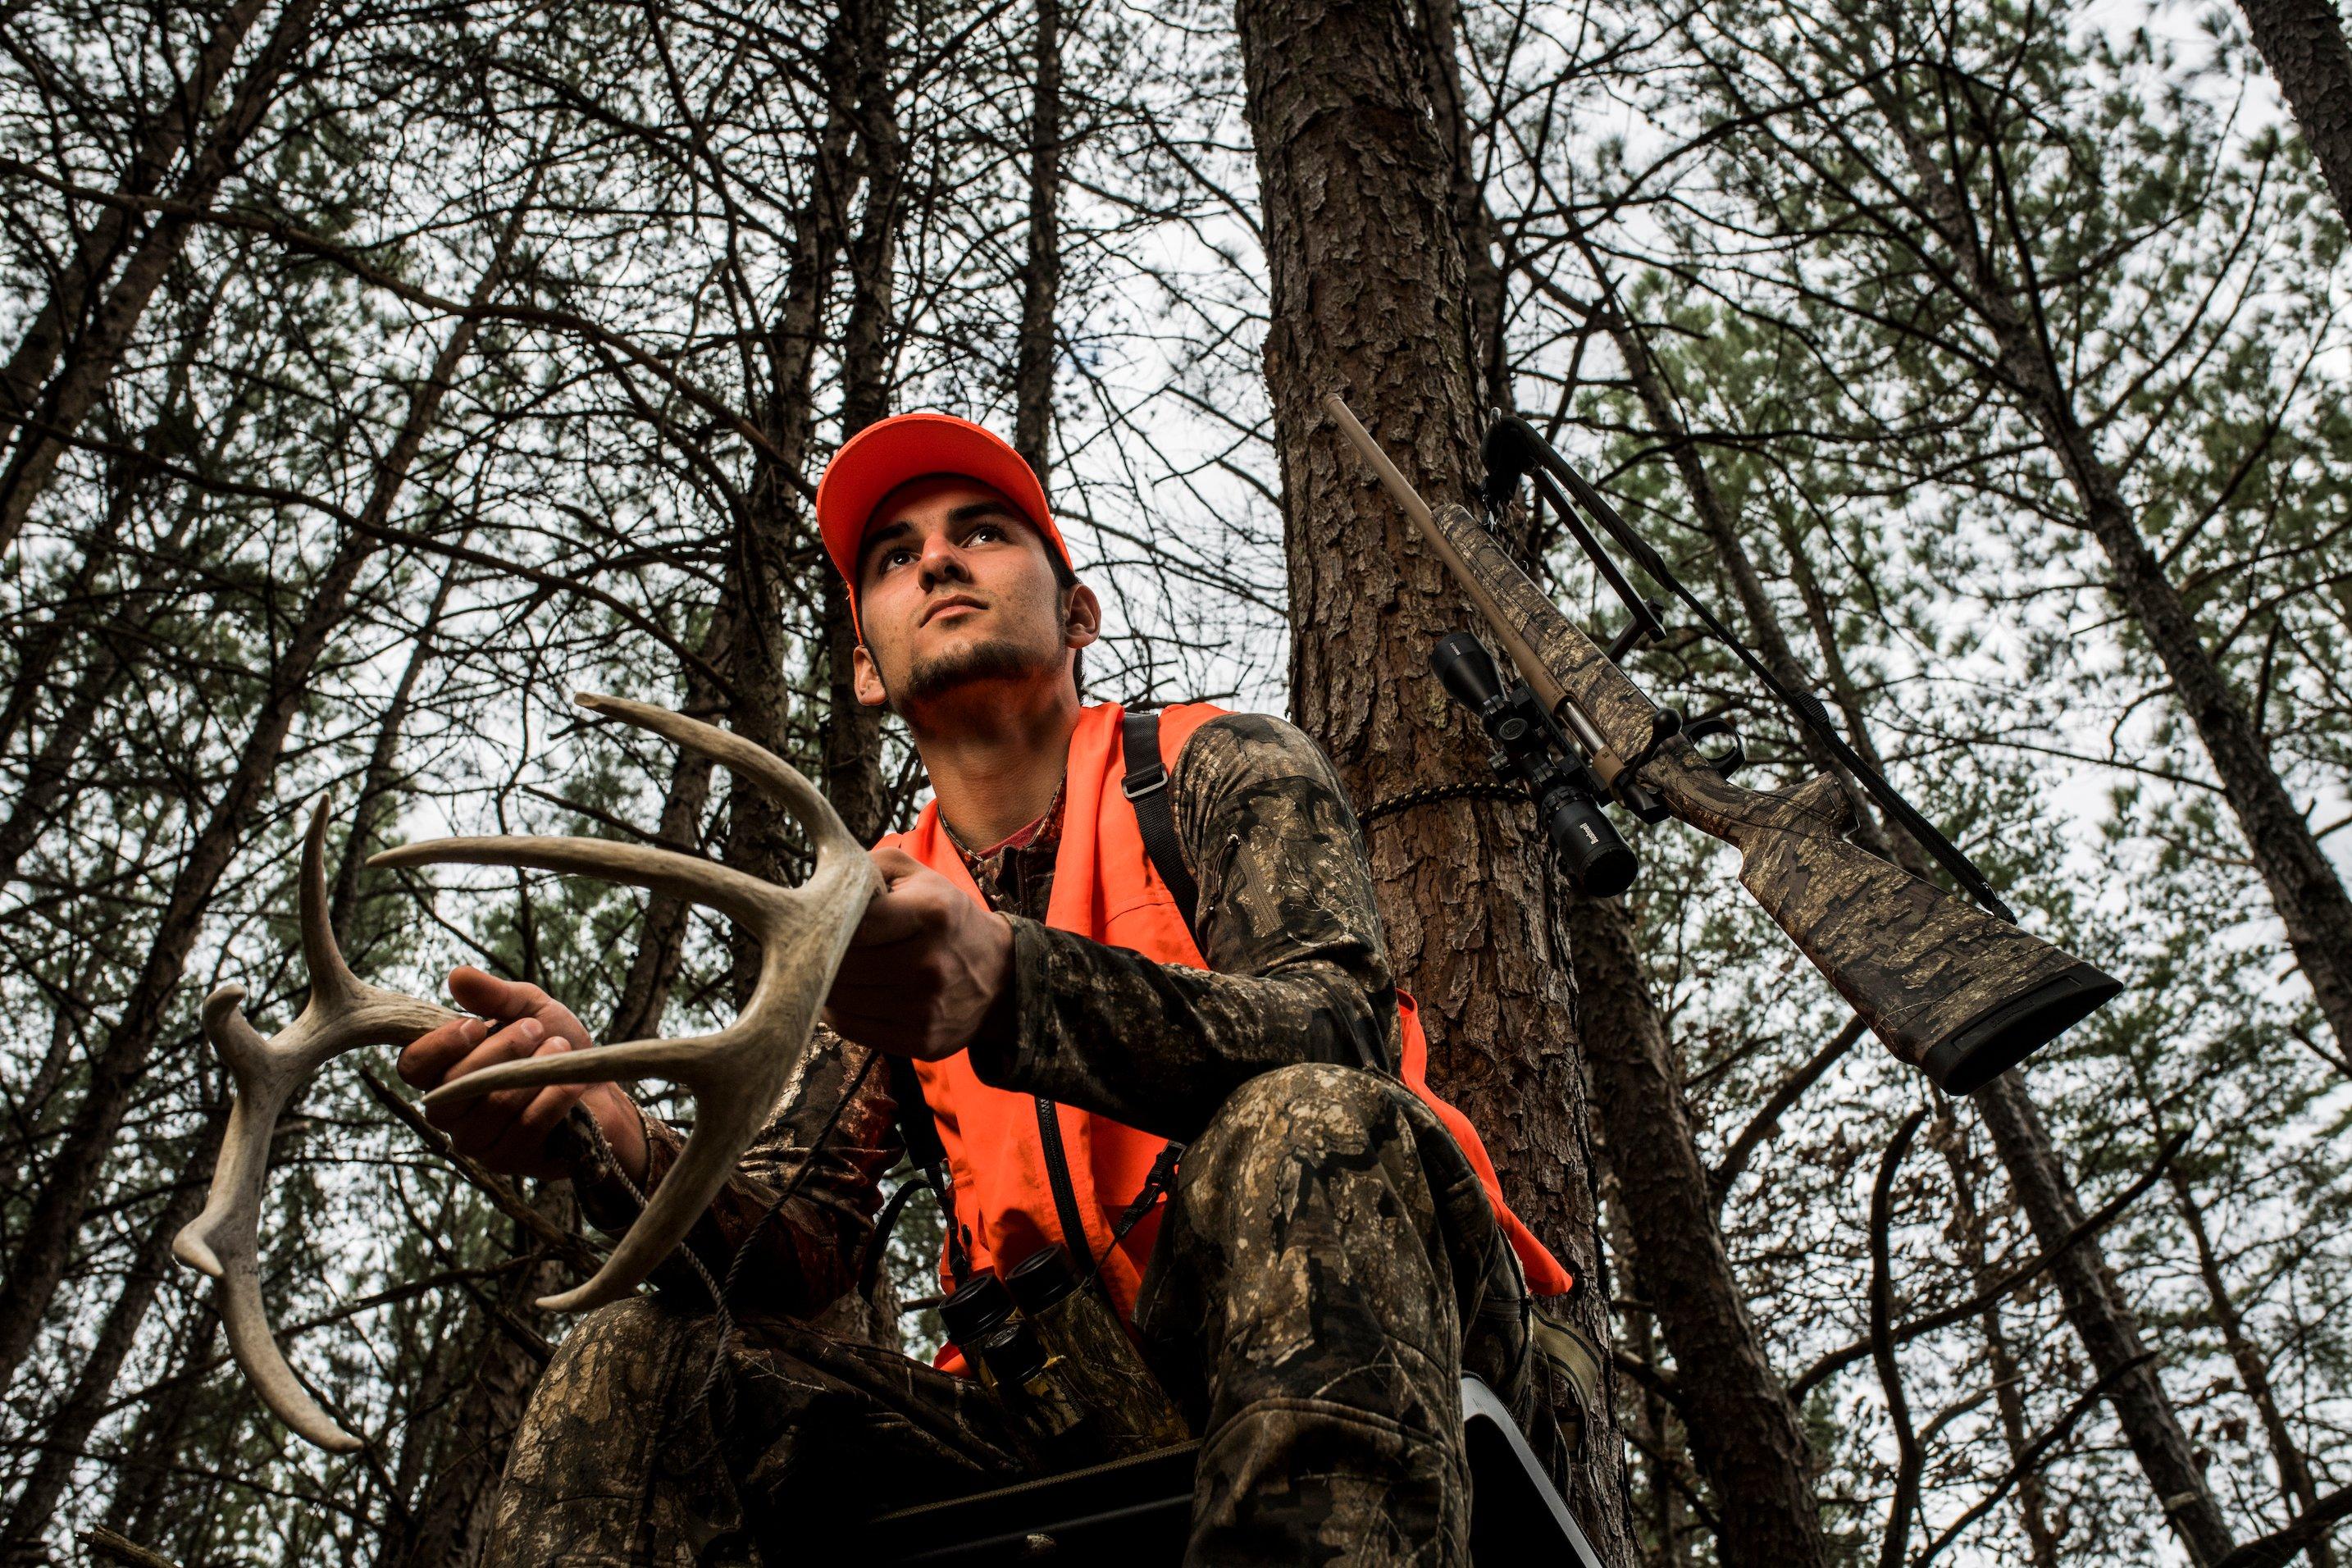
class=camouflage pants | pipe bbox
[483,1064,1570,1566]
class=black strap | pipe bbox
[1121,707,1199,928]
[885,1052,969,1283]
[1106,706,1196,1266]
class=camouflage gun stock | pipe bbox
[1323,394,2120,1094]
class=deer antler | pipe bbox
[369,692,880,1315]
[173,800,458,1454]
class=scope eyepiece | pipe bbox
[1430,631,1507,715]
[1545,789,1636,898]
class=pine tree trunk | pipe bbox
[1566,891,1829,1566]
[604,744,717,1043]
[0,331,242,887]
[1415,0,1508,416]
[1233,0,1634,1547]
[1877,82,2352,1067]
[823,0,900,847]
[327,549,465,943]
[1013,0,1061,481]
[1611,276,2240,1565]
[381,1186,577,1568]
[0,1103,225,1563]
[2171,1169,2331,1567]
[1934,1106,2064,1566]
[0,0,271,426]
[2237,0,2352,227]
[720,3,863,991]
[0,0,330,558]
[1972,1079,2232,1561]
[0,207,523,1393]
[97,1309,219,1544]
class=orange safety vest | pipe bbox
[880,702,1573,1370]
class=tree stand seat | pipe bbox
[868,1375,1608,1564]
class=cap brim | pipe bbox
[817,414,1066,586]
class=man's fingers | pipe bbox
[478,1077,587,1171]
[399,1015,490,1088]
[850,873,954,947]
[422,1016,551,1138]
[446,964,550,1021]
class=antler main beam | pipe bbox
[371,693,879,1313]
[173,802,457,1453]
[178,693,878,1453]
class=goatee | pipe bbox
[900,636,1060,705]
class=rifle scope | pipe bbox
[1432,632,1637,899]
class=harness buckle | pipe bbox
[1122,761,1169,800]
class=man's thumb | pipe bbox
[448,964,541,1017]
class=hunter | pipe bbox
[398,411,1589,1565]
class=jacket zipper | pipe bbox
[1034,1096,1096,1279]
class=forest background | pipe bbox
[3,0,2350,1561]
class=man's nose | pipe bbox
[915,534,973,591]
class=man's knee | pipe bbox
[508,1296,706,1472]
[538,1297,695,1408]
[488,1299,722,1566]
[1189,1061,1406,1178]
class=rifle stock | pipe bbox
[1324,394,2120,1092]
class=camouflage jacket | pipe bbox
[570,712,1399,1316]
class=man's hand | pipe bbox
[397,966,648,1182]
[824,847,1014,1060]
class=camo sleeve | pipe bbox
[965,713,1399,1141]
[566,1025,900,1313]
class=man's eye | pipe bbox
[968,522,1006,543]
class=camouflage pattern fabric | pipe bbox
[489,713,1575,1564]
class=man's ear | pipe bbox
[1064,582,1102,650]
[851,643,891,709]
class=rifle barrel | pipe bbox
[1322,394,1630,779]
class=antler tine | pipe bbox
[369,835,788,933]
[175,798,455,1453]
[573,692,865,868]
[297,795,364,1011]
[381,698,880,1311]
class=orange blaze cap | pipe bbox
[816,412,1068,636]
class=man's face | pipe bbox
[850,476,1097,713]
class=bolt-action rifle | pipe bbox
[1324,394,2121,1094]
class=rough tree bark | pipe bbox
[0,0,331,558]
[2237,0,2352,227]
[0,202,525,1395]
[1233,0,1634,1547]
[1415,0,1509,417]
